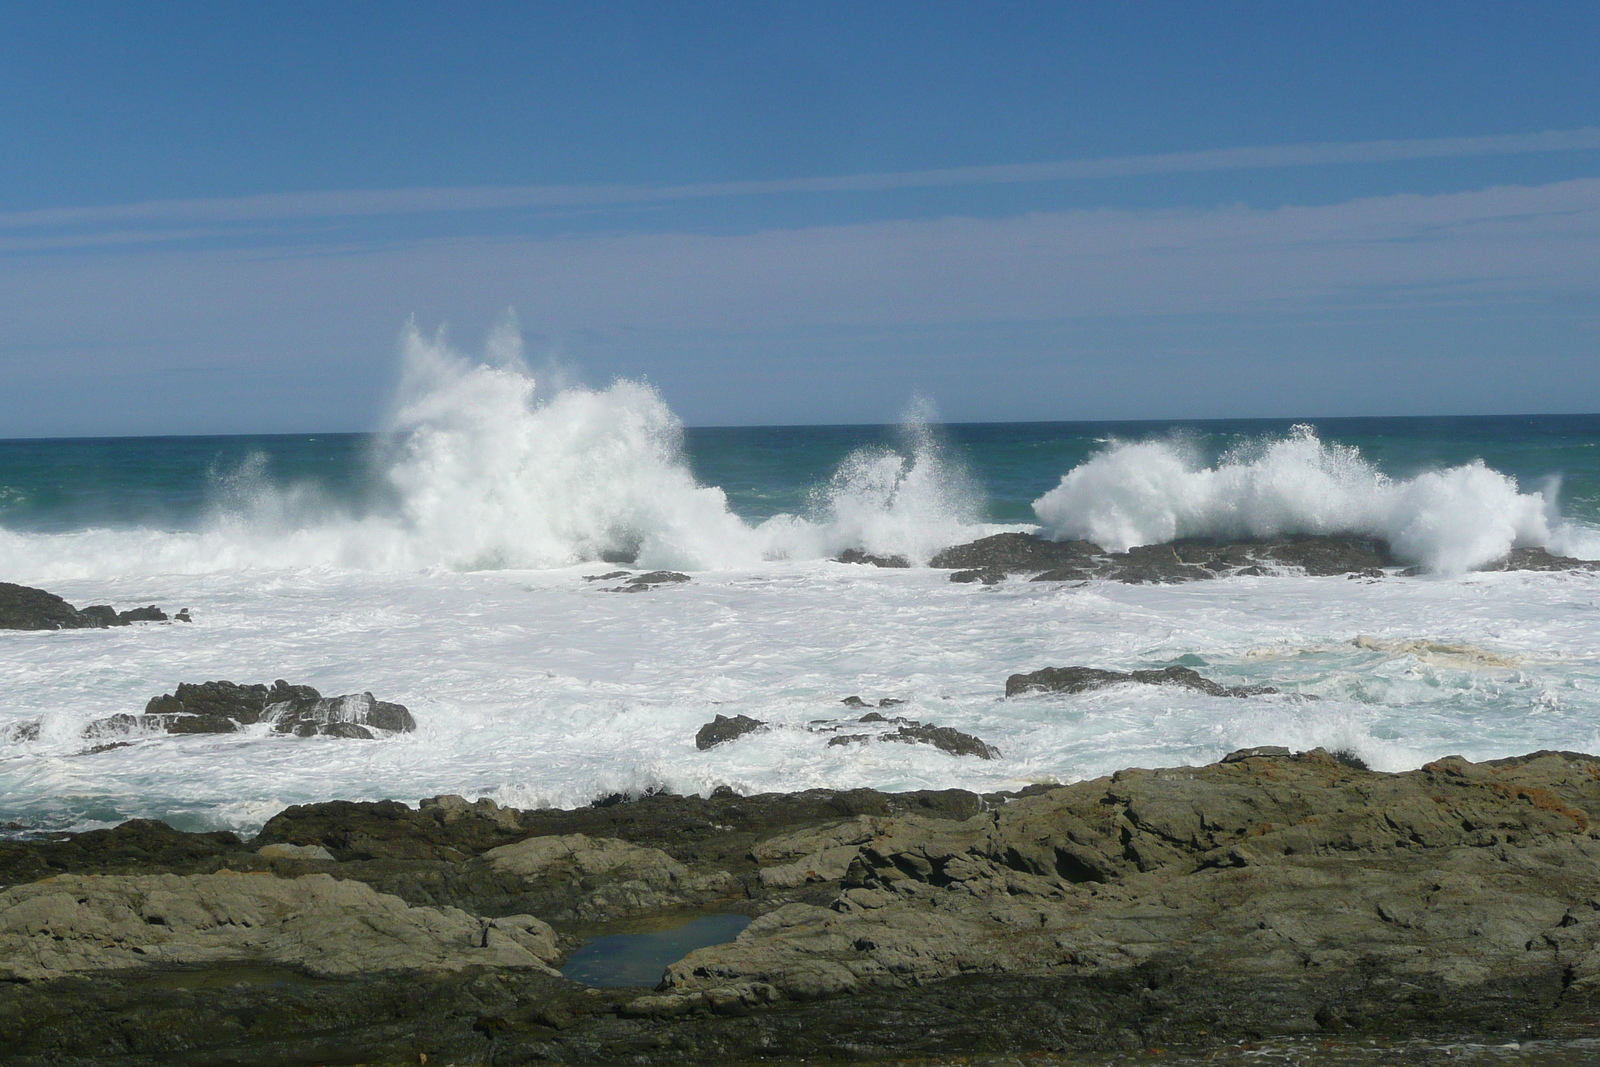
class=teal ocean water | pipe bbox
[3,413,1598,536]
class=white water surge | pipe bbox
[2,326,1600,834]
[0,325,992,581]
[1033,425,1598,573]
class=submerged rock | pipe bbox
[603,570,692,592]
[825,716,1000,759]
[695,713,767,750]
[81,679,416,741]
[1005,664,1278,698]
[834,549,911,568]
[0,582,174,631]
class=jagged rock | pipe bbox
[0,582,174,631]
[81,679,416,741]
[825,717,999,759]
[834,549,911,568]
[0,871,559,980]
[950,566,1010,584]
[695,713,767,750]
[1005,664,1278,698]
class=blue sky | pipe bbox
[2,2,1598,435]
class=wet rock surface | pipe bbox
[0,582,179,631]
[833,548,912,568]
[78,679,416,741]
[694,713,767,750]
[1006,664,1279,698]
[599,570,694,592]
[931,532,1595,582]
[7,752,1600,1062]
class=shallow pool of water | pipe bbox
[559,913,752,988]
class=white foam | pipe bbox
[0,326,991,582]
[1031,424,1587,573]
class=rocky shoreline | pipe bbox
[6,749,1600,1064]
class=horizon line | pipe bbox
[5,410,1599,444]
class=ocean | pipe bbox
[3,334,1600,834]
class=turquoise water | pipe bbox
[3,414,1598,534]
[559,913,752,988]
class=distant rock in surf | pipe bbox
[600,570,692,593]
[932,532,1596,582]
[833,549,911,568]
[0,582,180,630]
[827,719,1001,760]
[695,713,767,750]
[81,679,416,742]
[1006,664,1278,698]
[695,706,998,758]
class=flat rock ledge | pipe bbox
[6,750,1600,1062]
[0,581,185,630]
[930,532,1598,583]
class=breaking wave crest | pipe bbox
[1031,425,1595,573]
[0,323,988,580]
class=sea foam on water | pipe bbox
[1032,424,1567,573]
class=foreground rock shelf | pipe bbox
[6,749,1600,1063]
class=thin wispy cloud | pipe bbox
[3,127,1598,243]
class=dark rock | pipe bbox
[930,533,1100,573]
[1480,547,1600,572]
[834,549,911,568]
[0,582,177,630]
[76,605,121,627]
[841,695,872,708]
[599,548,639,564]
[630,570,691,585]
[583,570,633,581]
[0,582,102,630]
[878,697,905,707]
[82,679,415,742]
[825,716,999,759]
[1006,664,1278,698]
[883,722,1000,759]
[173,608,192,622]
[950,566,1009,584]
[2,720,40,743]
[1220,745,1293,763]
[934,533,1403,584]
[695,713,767,750]
[606,570,692,592]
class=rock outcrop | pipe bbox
[0,582,178,630]
[1006,664,1278,698]
[0,870,558,980]
[931,532,1595,582]
[7,753,1600,1062]
[833,549,911,568]
[81,679,416,740]
[695,713,767,750]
